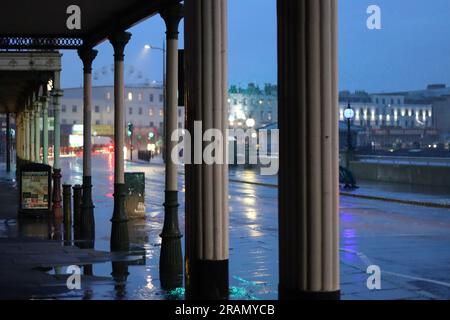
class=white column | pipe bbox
[109,31,132,252]
[23,111,29,160]
[34,100,41,162]
[42,96,49,164]
[184,0,229,299]
[29,108,35,162]
[277,0,340,299]
[52,72,62,170]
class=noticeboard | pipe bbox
[124,172,146,219]
[19,163,52,216]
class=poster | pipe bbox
[21,171,50,210]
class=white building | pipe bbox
[61,85,185,132]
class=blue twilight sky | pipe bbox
[61,0,450,93]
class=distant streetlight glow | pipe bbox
[144,44,151,50]
[246,118,256,128]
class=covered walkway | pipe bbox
[1,0,341,300]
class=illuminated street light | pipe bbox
[246,118,255,128]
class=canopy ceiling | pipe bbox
[0,0,173,49]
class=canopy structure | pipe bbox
[0,0,167,50]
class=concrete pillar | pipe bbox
[52,71,63,220]
[78,47,98,247]
[159,2,184,291]
[23,111,29,161]
[109,31,131,252]
[34,99,41,162]
[41,95,49,164]
[6,113,11,172]
[29,108,35,162]
[184,0,229,299]
[15,114,21,161]
[277,0,340,299]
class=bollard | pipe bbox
[72,184,83,247]
[62,184,72,246]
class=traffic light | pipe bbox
[148,131,155,141]
[127,122,134,137]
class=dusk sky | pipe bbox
[61,0,450,93]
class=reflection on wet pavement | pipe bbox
[2,156,450,299]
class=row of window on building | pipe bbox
[105,91,164,103]
[61,104,184,118]
[340,106,433,128]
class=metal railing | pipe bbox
[356,155,450,167]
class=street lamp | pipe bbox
[145,43,167,161]
[344,102,355,169]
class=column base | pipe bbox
[110,183,129,252]
[81,176,95,248]
[160,190,183,290]
[186,259,229,300]
[278,286,341,300]
[52,168,63,220]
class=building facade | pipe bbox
[60,85,185,148]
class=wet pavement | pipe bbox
[1,154,450,300]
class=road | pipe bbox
[2,154,450,299]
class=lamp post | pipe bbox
[145,43,166,161]
[344,102,355,169]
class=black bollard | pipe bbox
[62,184,72,246]
[72,184,82,247]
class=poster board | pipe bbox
[19,163,52,216]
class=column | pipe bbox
[184,0,229,300]
[277,0,340,299]
[34,99,41,162]
[29,107,35,162]
[52,71,63,219]
[6,113,11,172]
[24,111,29,161]
[41,95,49,164]
[159,2,184,290]
[15,114,21,161]
[109,31,131,252]
[78,47,98,247]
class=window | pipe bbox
[106,92,111,100]
[95,120,100,125]
[261,111,264,119]
[397,99,401,105]
[128,92,133,101]
[178,109,182,117]
[62,119,67,124]
[150,94,154,102]
[159,94,164,103]
[178,122,182,128]
[233,99,237,105]
[159,109,164,117]
[382,98,386,105]
[95,105,100,113]
[150,121,154,127]
[149,108,154,116]
[106,106,111,113]
[129,107,133,115]
[73,120,77,124]
[159,122,163,127]
[268,112,272,121]
[138,93,143,101]
[62,105,66,113]
[72,105,77,113]
[139,107,143,115]
[375,98,379,104]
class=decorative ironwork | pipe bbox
[0,37,83,50]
